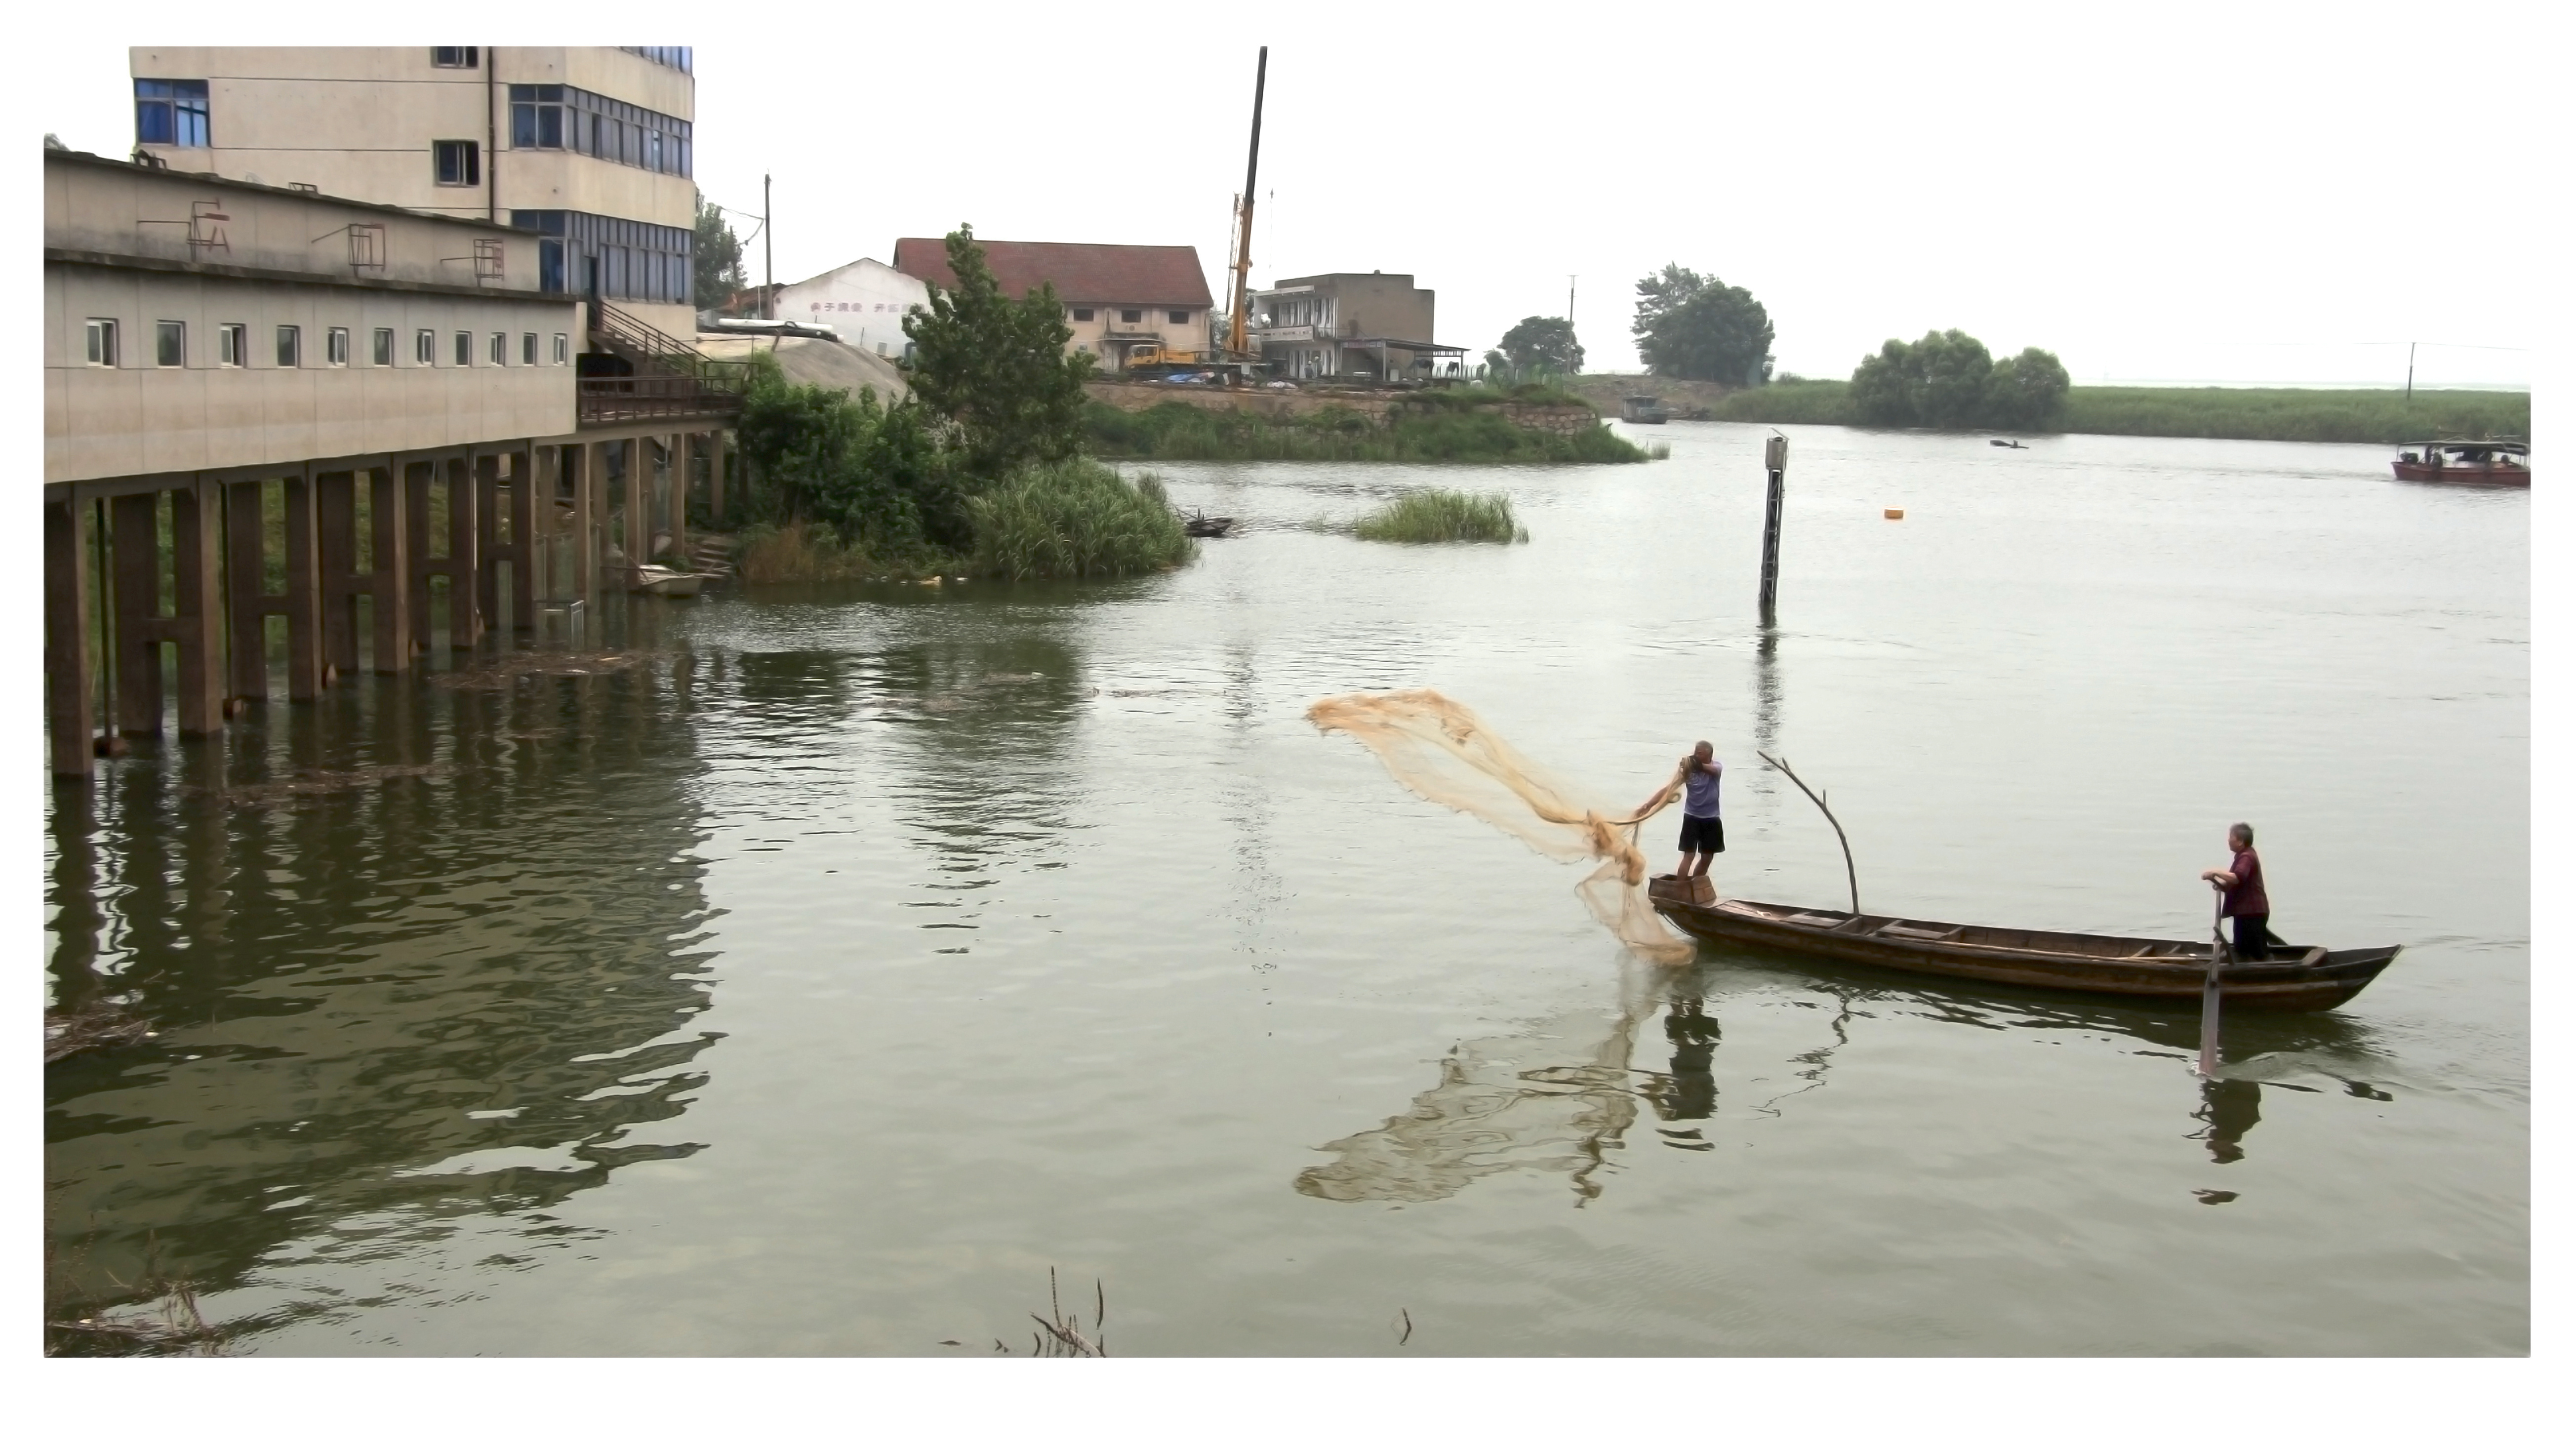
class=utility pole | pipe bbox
[1567,275,1575,329]
[2405,340,2416,402]
[762,174,774,321]
[1757,433,1788,626]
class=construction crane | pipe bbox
[1225,46,1268,359]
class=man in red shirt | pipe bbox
[2199,822,2270,961]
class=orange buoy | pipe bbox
[1884,508,1905,520]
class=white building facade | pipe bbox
[773,258,928,359]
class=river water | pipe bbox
[43,422,2527,1355]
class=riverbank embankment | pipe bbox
[1083,380,1644,463]
[1578,374,2529,444]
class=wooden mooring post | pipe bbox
[1757,433,1788,625]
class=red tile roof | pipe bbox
[892,238,1213,309]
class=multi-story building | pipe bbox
[44,145,738,780]
[773,258,930,360]
[890,238,1213,371]
[1248,272,1462,381]
[127,45,701,340]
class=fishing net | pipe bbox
[1294,1003,1645,1204]
[1307,689,1695,966]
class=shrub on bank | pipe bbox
[1353,489,1528,544]
[967,461,1198,580]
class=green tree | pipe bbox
[1497,315,1583,376]
[693,192,746,310]
[1632,264,1774,385]
[903,226,1095,482]
[1983,346,2071,429]
[1849,328,1994,428]
[733,351,963,547]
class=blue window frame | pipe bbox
[538,239,565,294]
[509,85,566,149]
[135,79,210,148]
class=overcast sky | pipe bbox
[34,3,2536,387]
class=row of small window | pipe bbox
[1070,308,1195,325]
[508,84,691,177]
[82,320,570,369]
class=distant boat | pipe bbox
[1989,438,2027,448]
[1621,395,1672,424]
[2393,439,2527,486]
[1183,511,1236,538]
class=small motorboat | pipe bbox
[1646,882,2398,1011]
[2393,439,2528,485]
[629,564,707,598]
[1622,395,1673,424]
[1183,511,1237,538]
[1989,438,2027,448]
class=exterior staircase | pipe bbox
[579,300,749,424]
[689,537,735,579]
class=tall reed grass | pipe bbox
[967,461,1197,580]
[1353,490,1528,544]
[734,520,887,583]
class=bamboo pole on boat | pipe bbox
[1758,751,1856,915]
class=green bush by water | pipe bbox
[1085,401,1645,464]
[1705,380,2529,444]
[1352,490,1528,544]
[967,460,1197,580]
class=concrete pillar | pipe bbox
[224,481,268,701]
[709,430,728,531]
[452,453,483,649]
[368,465,410,674]
[576,441,603,604]
[624,439,647,581]
[404,459,437,654]
[282,470,323,700]
[315,470,361,680]
[472,450,503,636]
[668,434,690,567]
[109,492,162,737]
[504,447,535,629]
[45,494,94,777]
[171,483,224,736]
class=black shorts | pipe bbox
[1678,814,1724,854]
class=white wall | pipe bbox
[775,259,928,358]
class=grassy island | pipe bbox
[1353,489,1529,544]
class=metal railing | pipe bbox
[577,375,744,424]
[589,300,751,392]
[582,300,747,424]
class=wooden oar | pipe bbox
[2199,886,2227,1078]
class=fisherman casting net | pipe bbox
[1307,688,1695,966]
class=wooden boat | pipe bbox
[2393,439,2528,485]
[628,564,706,598]
[1621,394,1672,424]
[1646,882,2399,1011]
[1183,511,1236,538]
[1989,438,2027,448]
